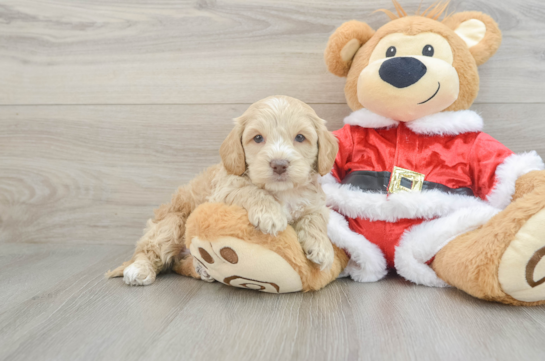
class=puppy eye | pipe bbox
[386,46,396,57]
[253,135,264,143]
[295,134,306,143]
[422,45,434,57]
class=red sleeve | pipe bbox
[331,124,354,182]
[469,133,514,200]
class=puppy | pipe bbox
[107,95,339,286]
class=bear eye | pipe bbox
[386,46,397,57]
[253,135,264,143]
[422,45,434,57]
[295,134,306,143]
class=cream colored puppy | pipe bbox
[107,95,339,286]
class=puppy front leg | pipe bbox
[210,177,287,235]
[245,192,288,236]
[294,209,334,270]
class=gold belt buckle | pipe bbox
[388,166,425,194]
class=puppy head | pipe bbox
[220,96,338,192]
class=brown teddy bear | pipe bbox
[321,1,545,305]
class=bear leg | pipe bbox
[432,185,545,306]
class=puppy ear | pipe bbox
[220,120,246,176]
[444,11,502,66]
[325,20,375,77]
[312,116,339,176]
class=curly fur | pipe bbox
[107,96,339,285]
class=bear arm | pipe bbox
[330,124,355,182]
[468,132,514,201]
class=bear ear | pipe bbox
[444,11,502,66]
[324,20,375,77]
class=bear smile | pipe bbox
[418,82,441,105]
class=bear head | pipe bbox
[324,1,502,121]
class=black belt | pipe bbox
[341,170,475,197]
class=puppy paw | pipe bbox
[248,205,288,236]
[194,258,215,283]
[300,234,335,270]
[123,261,156,286]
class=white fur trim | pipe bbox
[395,204,501,287]
[344,108,483,136]
[487,151,545,209]
[328,211,387,282]
[323,182,488,222]
[406,110,483,136]
[344,108,398,129]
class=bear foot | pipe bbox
[498,208,545,303]
[189,235,303,293]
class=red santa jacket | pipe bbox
[323,109,544,287]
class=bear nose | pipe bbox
[270,159,289,175]
[379,57,427,88]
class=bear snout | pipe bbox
[379,57,427,88]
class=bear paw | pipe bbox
[189,236,303,293]
[498,208,545,303]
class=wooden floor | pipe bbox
[1,1,544,360]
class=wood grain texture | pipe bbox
[1,0,545,105]
[0,243,544,361]
[1,103,543,246]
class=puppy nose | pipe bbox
[270,159,289,175]
[379,57,427,88]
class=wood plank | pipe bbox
[0,243,544,361]
[1,0,544,105]
[0,243,130,310]
[1,103,543,246]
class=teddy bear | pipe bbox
[180,202,348,293]
[321,1,545,306]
